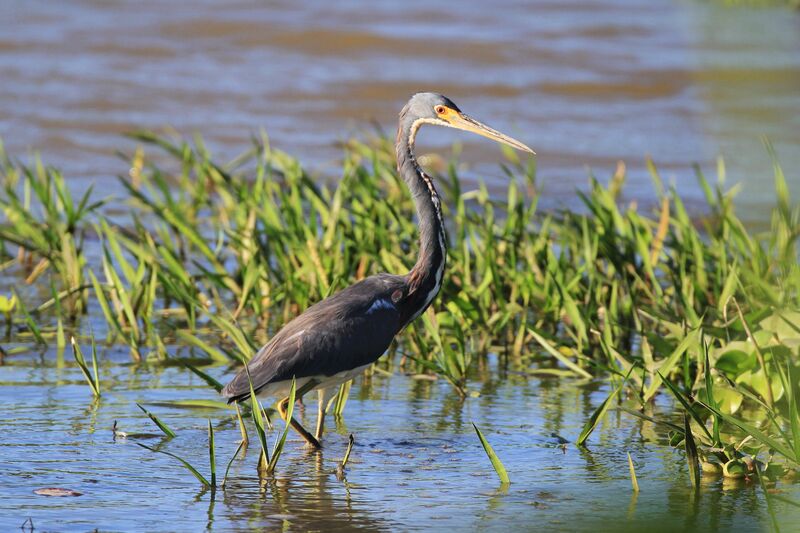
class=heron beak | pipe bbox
[444,110,535,154]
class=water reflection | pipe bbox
[2,347,800,530]
[216,450,390,531]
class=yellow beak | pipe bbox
[444,110,535,154]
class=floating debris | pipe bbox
[33,488,82,497]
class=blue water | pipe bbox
[0,0,798,221]
[1,346,798,531]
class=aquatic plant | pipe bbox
[0,132,798,485]
[0,156,106,317]
[137,421,216,489]
[473,423,510,484]
[246,368,296,476]
[70,336,100,398]
[136,403,177,438]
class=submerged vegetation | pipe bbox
[0,132,798,494]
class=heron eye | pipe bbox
[435,105,446,115]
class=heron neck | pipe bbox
[396,121,447,319]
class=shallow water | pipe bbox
[1,346,799,532]
[1,0,799,221]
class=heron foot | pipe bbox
[278,396,321,449]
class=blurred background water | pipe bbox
[1,0,798,221]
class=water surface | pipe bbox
[1,0,799,220]
[1,347,798,531]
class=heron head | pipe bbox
[401,92,534,154]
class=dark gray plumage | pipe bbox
[222,274,406,402]
[221,92,534,447]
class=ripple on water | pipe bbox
[1,350,799,531]
[0,0,798,222]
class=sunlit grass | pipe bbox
[1,131,798,484]
[473,423,510,484]
[70,336,100,397]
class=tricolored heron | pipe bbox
[222,93,534,448]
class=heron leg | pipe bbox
[315,388,328,442]
[278,396,321,449]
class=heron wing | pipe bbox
[221,273,405,402]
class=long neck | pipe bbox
[396,118,447,321]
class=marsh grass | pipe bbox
[1,132,799,483]
[244,366,297,476]
[70,336,100,397]
[246,366,272,474]
[627,452,639,492]
[336,434,356,480]
[0,156,106,317]
[185,363,224,393]
[684,413,701,487]
[341,434,355,469]
[208,419,216,487]
[136,441,213,488]
[577,367,632,446]
[473,423,510,484]
[332,381,351,417]
[136,418,218,489]
[265,378,296,474]
[221,441,244,489]
[136,403,176,438]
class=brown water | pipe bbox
[1,0,799,220]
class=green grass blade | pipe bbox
[176,330,231,363]
[267,377,296,474]
[333,380,351,417]
[643,329,699,401]
[142,399,234,410]
[136,403,176,438]
[756,466,781,533]
[235,402,249,447]
[577,389,614,447]
[577,367,632,446]
[528,328,592,378]
[684,413,700,488]
[208,419,216,487]
[90,336,101,395]
[69,337,100,397]
[14,288,45,346]
[703,342,721,446]
[184,363,224,393]
[137,443,211,488]
[221,441,244,489]
[342,433,355,469]
[88,270,123,337]
[245,365,270,472]
[472,423,510,484]
[627,452,639,492]
[657,371,714,442]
